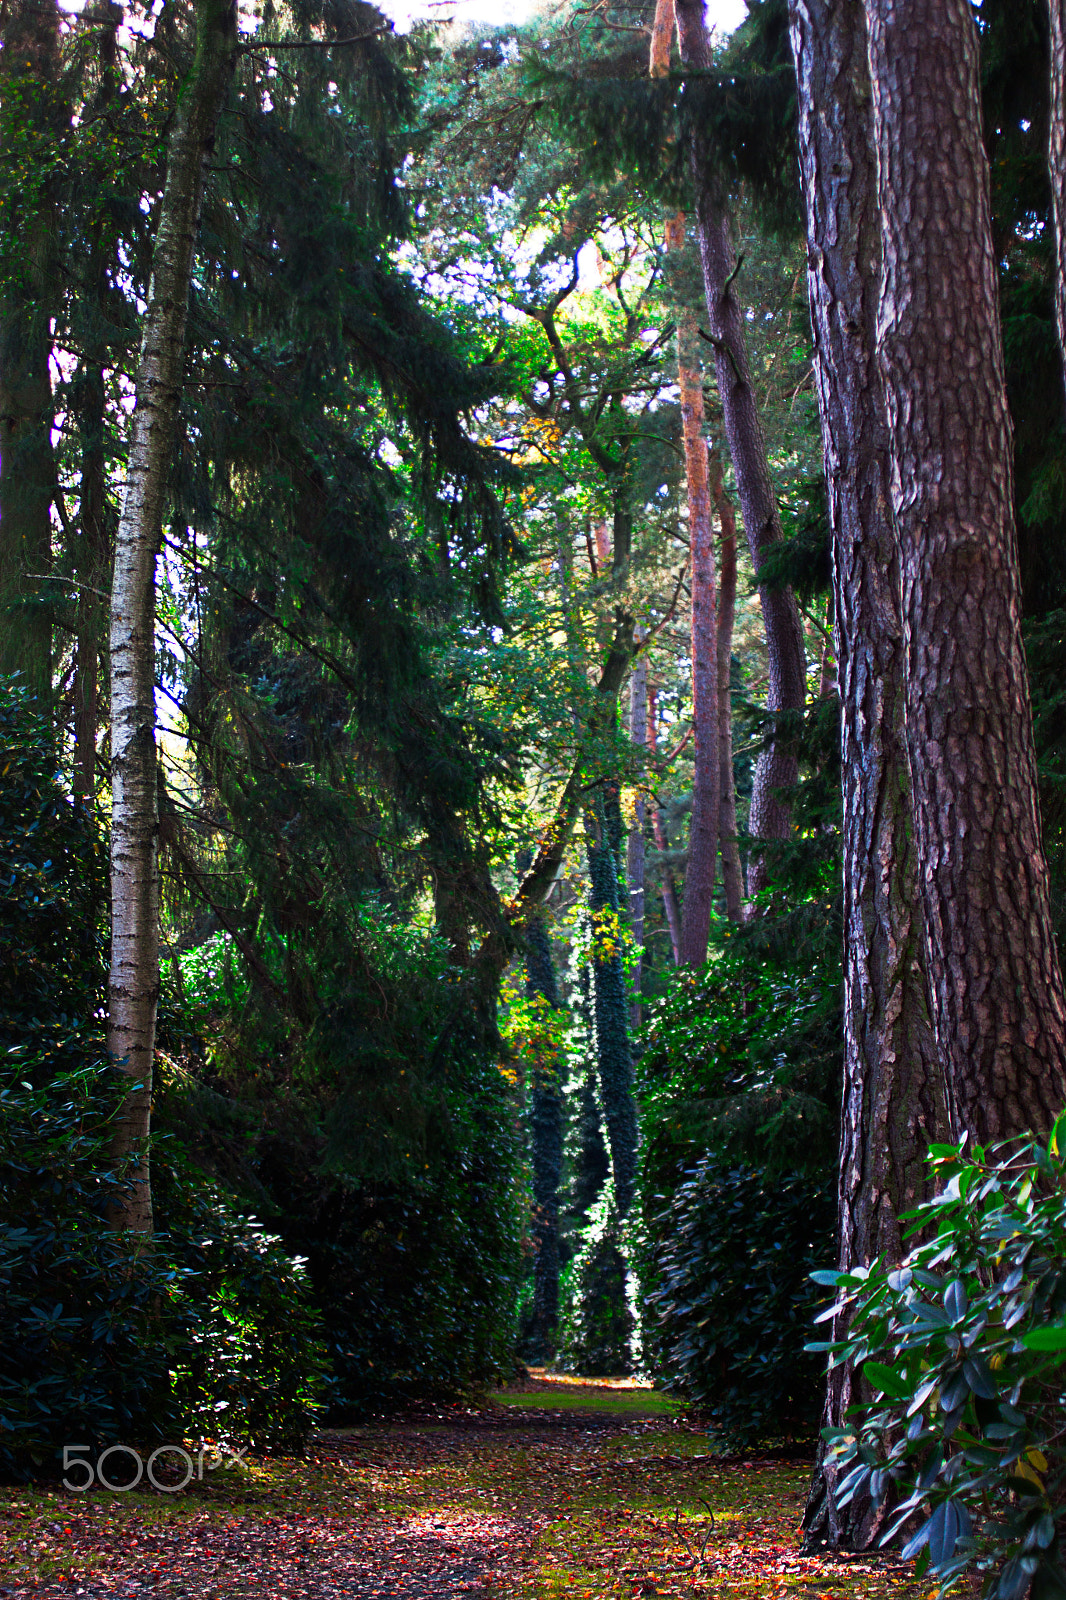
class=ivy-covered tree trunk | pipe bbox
[524,914,564,1363]
[627,650,648,1027]
[0,0,64,707]
[1050,0,1066,393]
[586,790,639,1217]
[674,0,808,901]
[108,0,237,1232]
[865,0,1066,1143]
[709,448,743,922]
[788,0,946,1549]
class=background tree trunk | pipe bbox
[674,0,808,902]
[648,684,684,963]
[0,0,64,707]
[650,0,676,77]
[524,914,564,1362]
[586,789,639,1217]
[677,317,720,967]
[788,0,946,1550]
[865,0,1066,1143]
[708,447,743,922]
[108,0,237,1232]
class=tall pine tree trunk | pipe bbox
[674,0,808,900]
[0,0,64,707]
[1050,0,1066,393]
[676,313,720,967]
[708,446,743,922]
[788,0,945,1549]
[108,0,237,1232]
[627,650,648,1027]
[865,0,1066,1142]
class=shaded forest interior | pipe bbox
[5,0,1066,1596]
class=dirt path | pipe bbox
[0,1378,928,1600]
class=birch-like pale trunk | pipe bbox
[108,0,237,1232]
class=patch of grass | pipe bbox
[489,1388,680,1417]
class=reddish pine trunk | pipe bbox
[865,0,1066,1142]
[650,0,676,76]
[674,0,807,899]
[677,320,719,967]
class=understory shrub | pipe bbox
[0,1070,181,1479]
[648,1156,835,1446]
[813,1125,1066,1600]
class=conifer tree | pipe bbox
[1049,0,1066,394]
[864,0,1066,1141]
[787,0,944,1549]
[524,914,564,1361]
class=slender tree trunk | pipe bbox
[788,0,946,1549]
[524,915,564,1363]
[674,0,808,899]
[0,0,64,707]
[1050,0,1066,393]
[708,445,743,922]
[677,316,720,967]
[627,649,648,1027]
[865,0,1066,1143]
[108,0,237,1232]
[648,684,684,963]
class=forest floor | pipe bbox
[0,1374,936,1600]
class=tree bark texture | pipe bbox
[650,0,676,76]
[627,648,648,1027]
[708,446,743,922]
[0,0,64,704]
[865,0,1066,1144]
[649,684,684,964]
[677,316,720,967]
[788,0,946,1549]
[674,0,808,899]
[1050,0,1066,395]
[524,915,564,1362]
[108,0,237,1232]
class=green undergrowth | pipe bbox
[489,1386,680,1417]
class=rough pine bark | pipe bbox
[627,649,648,1026]
[0,0,64,704]
[108,0,237,1231]
[650,0,676,76]
[674,0,808,898]
[524,915,564,1362]
[865,0,1066,1143]
[788,0,945,1549]
[708,447,743,922]
[676,318,720,967]
[1050,0,1066,391]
